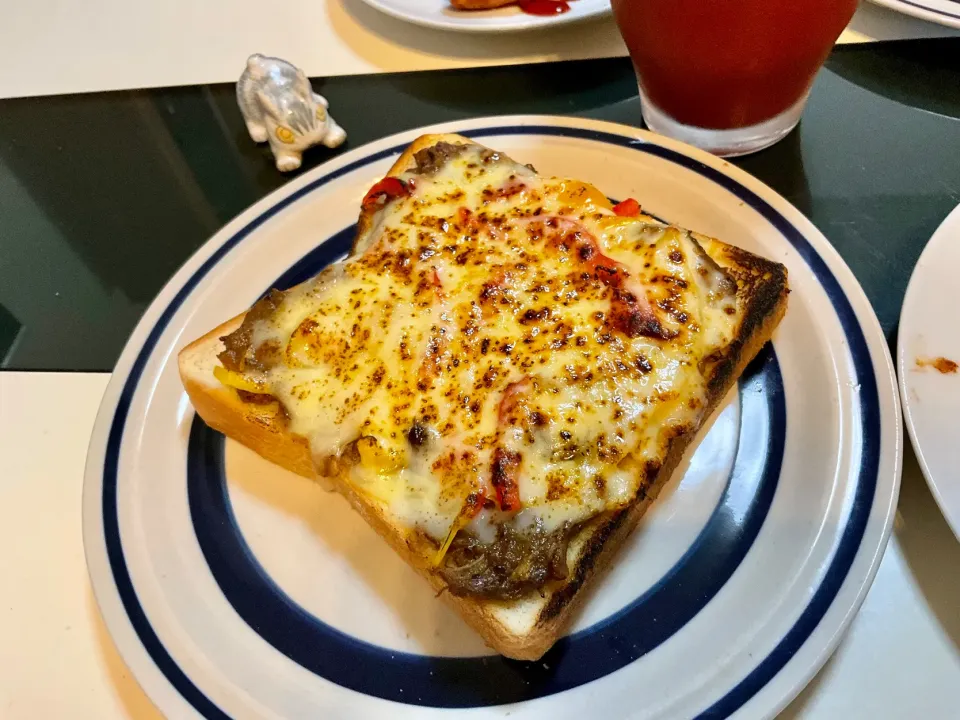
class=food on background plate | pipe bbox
[451,0,576,16]
[915,356,958,374]
[179,134,788,660]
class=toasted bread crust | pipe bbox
[179,134,789,660]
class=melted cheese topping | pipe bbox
[235,143,740,550]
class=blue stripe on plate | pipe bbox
[185,230,784,705]
[101,124,882,718]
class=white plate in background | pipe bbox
[898,202,960,541]
[360,0,611,32]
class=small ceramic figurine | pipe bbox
[237,54,347,172]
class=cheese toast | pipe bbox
[179,133,788,660]
[450,0,516,9]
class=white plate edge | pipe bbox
[896,202,960,540]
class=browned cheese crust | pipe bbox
[179,132,789,660]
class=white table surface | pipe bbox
[1,1,958,99]
[2,372,959,718]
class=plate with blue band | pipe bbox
[83,115,901,719]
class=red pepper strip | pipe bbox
[433,487,489,566]
[491,447,522,512]
[544,221,624,289]
[609,287,671,339]
[361,177,409,210]
[497,377,532,423]
[489,378,531,511]
[543,219,673,340]
[457,206,483,235]
[464,489,487,518]
[612,198,641,217]
[417,328,447,390]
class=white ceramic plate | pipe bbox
[898,203,960,541]
[359,0,610,32]
[868,0,960,29]
[83,116,901,719]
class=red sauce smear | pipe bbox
[519,0,570,16]
[916,356,958,374]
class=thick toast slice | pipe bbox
[449,0,516,9]
[180,133,788,660]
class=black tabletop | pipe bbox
[1,39,958,371]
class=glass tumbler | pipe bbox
[611,0,858,156]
